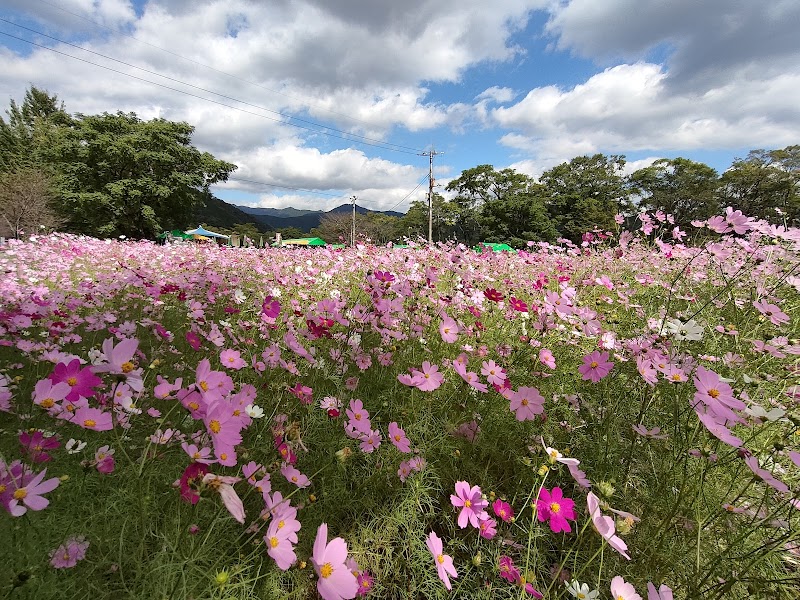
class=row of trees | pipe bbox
[0,87,236,239]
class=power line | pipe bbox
[0,25,423,156]
[29,0,392,133]
[383,174,430,213]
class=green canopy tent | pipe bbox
[475,242,513,252]
[278,237,327,247]
[158,229,193,240]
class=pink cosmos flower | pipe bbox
[509,386,545,421]
[261,295,281,319]
[452,420,481,442]
[426,531,457,590]
[185,331,202,350]
[71,406,113,431]
[610,576,642,600]
[398,461,412,482]
[312,523,359,600]
[289,383,313,404]
[587,492,630,560]
[356,571,374,596]
[94,445,116,474]
[478,516,497,539]
[265,507,301,570]
[453,360,489,393]
[693,366,745,424]
[492,499,514,522]
[647,582,674,600]
[578,351,614,382]
[281,464,311,488]
[481,360,506,386]
[415,361,444,392]
[537,487,576,533]
[345,399,371,435]
[753,300,790,327]
[32,378,70,414]
[632,425,668,440]
[359,429,382,453]
[50,536,90,569]
[744,455,789,493]
[538,348,556,369]
[695,408,743,448]
[49,359,102,402]
[439,317,459,343]
[202,473,245,524]
[19,430,60,463]
[388,422,411,453]
[220,348,247,370]
[93,337,143,391]
[450,481,489,528]
[3,466,60,516]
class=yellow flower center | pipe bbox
[436,554,445,564]
[269,536,279,548]
[188,401,199,411]
[671,374,682,380]
[708,388,720,399]
[193,452,202,459]
[62,552,70,561]
[84,419,96,428]
[320,563,333,578]
[0,484,5,493]
[550,502,561,513]
[590,361,599,368]
[209,420,221,434]
[220,453,228,461]
[278,520,285,529]
[292,476,298,482]
[13,488,27,500]
[41,398,55,408]
[464,500,472,508]
[394,434,402,442]
[578,594,586,600]
[199,381,209,392]
[121,361,135,373]
[66,377,78,386]
[521,398,529,406]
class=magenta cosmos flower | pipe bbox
[426,531,457,590]
[450,481,489,528]
[49,359,102,402]
[693,366,745,423]
[578,351,614,382]
[312,523,359,600]
[536,487,576,533]
[492,499,514,522]
[19,430,60,463]
[509,386,545,421]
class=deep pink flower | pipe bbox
[498,555,520,583]
[93,445,116,474]
[478,516,497,539]
[261,296,281,319]
[426,531,457,590]
[178,462,209,505]
[289,382,313,404]
[509,386,545,421]
[492,499,514,522]
[19,430,60,463]
[536,487,576,533]
[450,481,489,528]
[49,359,102,402]
[356,571,374,596]
[388,422,411,453]
[578,351,614,382]
[509,297,528,312]
[185,331,202,350]
[50,536,90,569]
[312,523,359,600]
[484,288,504,302]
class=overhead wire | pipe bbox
[0,20,423,155]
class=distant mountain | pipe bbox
[193,193,272,232]
[231,203,406,233]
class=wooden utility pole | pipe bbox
[350,195,357,246]
[419,148,442,244]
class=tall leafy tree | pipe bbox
[41,111,236,238]
[718,146,800,225]
[400,193,456,242]
[628,158,719,227]
[539,154,630,242]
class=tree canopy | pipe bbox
[1,87,237,239]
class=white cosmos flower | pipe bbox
[66,438,87,454]
[245,404,264,419]
[233,289,246,304]
[664,318,704,341]
[565,580,599,600]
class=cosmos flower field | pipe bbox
[1,210,799,599]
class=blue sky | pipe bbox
[1,0,798,212]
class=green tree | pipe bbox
[399,193,456,242]
[480,187,557,246]
[717,146,800,225]
[539,154,630,242]
[42,111,237,238]
[628,158,719,228]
